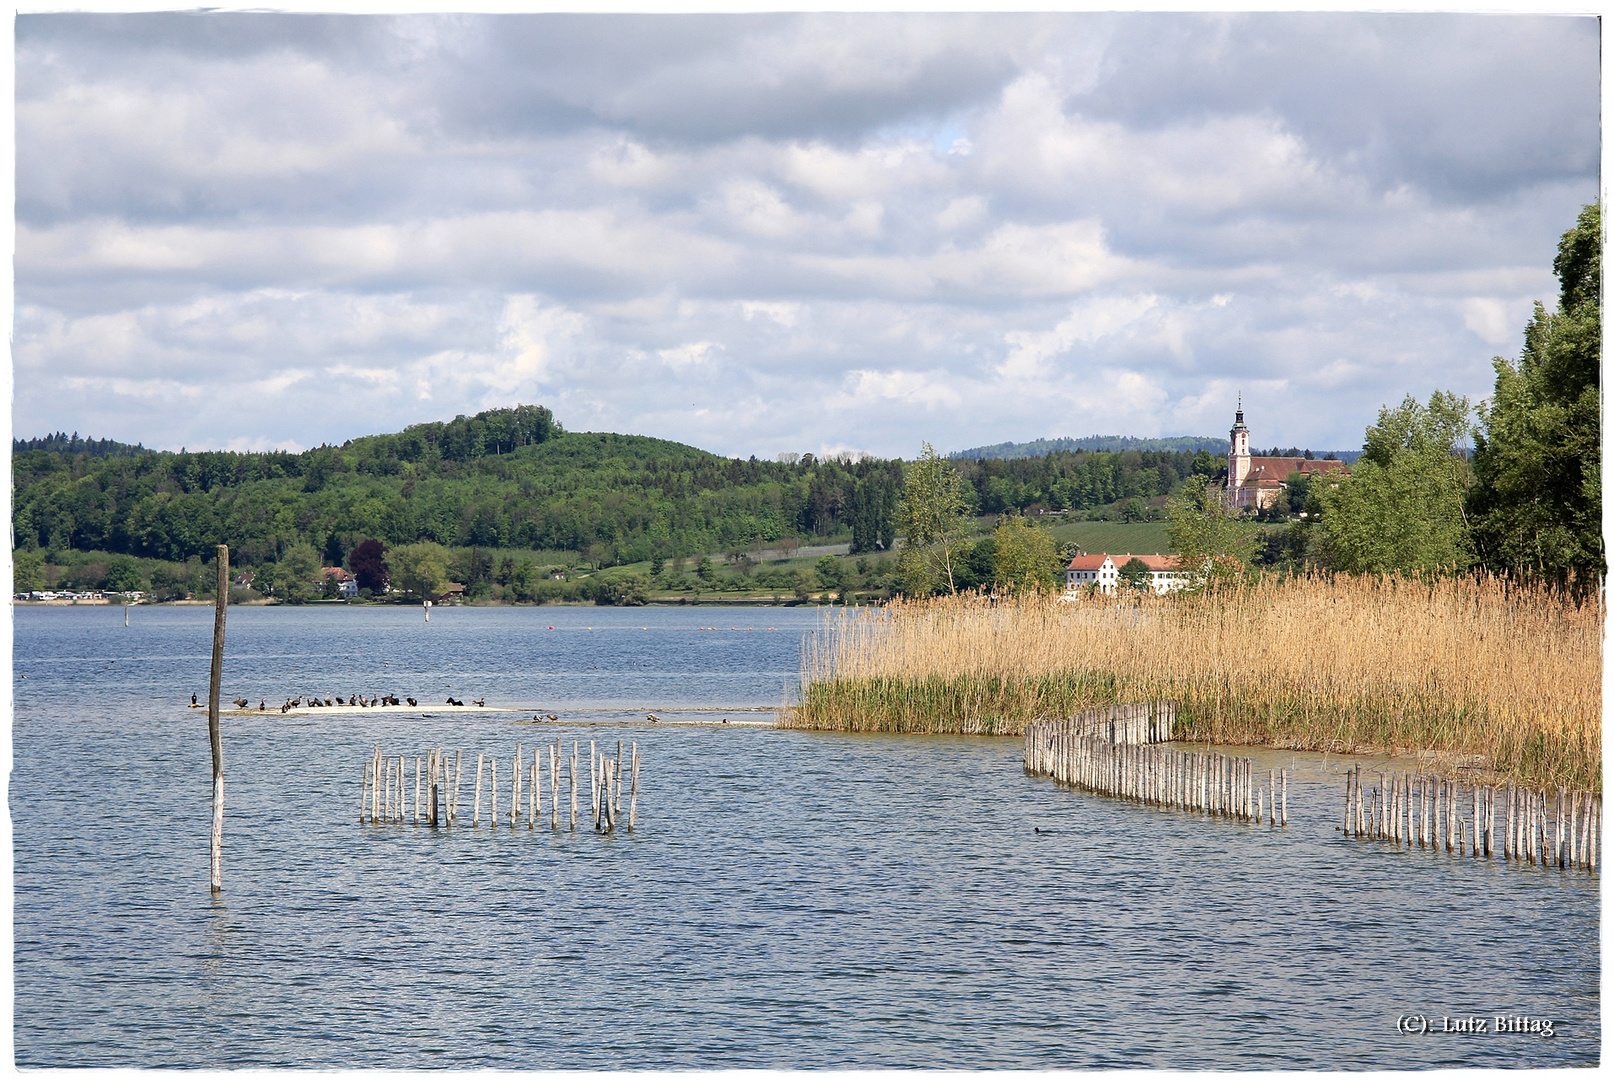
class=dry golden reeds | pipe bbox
[788,574,1602,792]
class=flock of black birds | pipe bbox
[192,692,487,712]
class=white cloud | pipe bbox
[658,341,722,371]
[10,13,1597,456]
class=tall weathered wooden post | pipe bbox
[207,545,229,893]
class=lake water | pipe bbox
[12,604,1600,1068]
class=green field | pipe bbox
[1043,520,1176,555]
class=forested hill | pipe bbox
[13,402,1218,571]
[12,405,905,566]
[951,435,1226,458]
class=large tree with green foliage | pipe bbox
[390,541,452,599]
[991,515,1059,594]
[1316,391,1475,575]
[897,442,971,595]
[1468,203,1603,588]
[1166,479,1259,587]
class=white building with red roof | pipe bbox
[1065,552,1188,595]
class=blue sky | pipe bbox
[11,12,1600,458]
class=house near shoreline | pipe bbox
[320,566,360,598]
[1065,553,1188,595]
[1226,402,1349,511]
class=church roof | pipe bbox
[1242,457,1349,483]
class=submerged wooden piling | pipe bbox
[206,544,229,894]
[1022,719,1282,829]
[1336,770,1597,874]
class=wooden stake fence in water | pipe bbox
[206,544,229,894]
[1339,769,1597,874]
[1022,718,1284,828]
[358,742,648,839]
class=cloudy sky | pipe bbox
[12,12,1600,458]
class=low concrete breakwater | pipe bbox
[1343,765,1598,873]
[360,739,640,834]
[1024,705,1287,826]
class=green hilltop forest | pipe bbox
[12,403,1214,601]
[15,196,1597,607]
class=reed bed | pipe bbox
[788,575,1602,792]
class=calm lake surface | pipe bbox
[13,604,1600,1068]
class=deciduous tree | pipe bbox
[1166,482,1259,588]
[1469,202,1604,589]
[1317,391,1475,575]
[347,539,389,593]
[897,442,971,595]
[991,515,1058,594]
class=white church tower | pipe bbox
[1228,398,1251,507]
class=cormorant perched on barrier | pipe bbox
[407,697,417,706]
[472,699,485,707]
[259,700,265,711]
[191,693,199,707]
[232,698,248,709]
[545,713,558,722]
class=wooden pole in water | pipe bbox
[1497,784,1510,858]
[630,742,639,831]
[414,757,422,825]
[512,745,522,829]
[529,754,539,828]
[570,741,579,831]
[360,760,370,823]
[206,544,229,893]
[474,752,484,825]
[1570,793,1580,868]
[1281,769,1287,827]
[491,757,499,824]
[1555,787,1565,868]
[453,749,463,824]
[551,742,560,827]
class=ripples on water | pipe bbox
[12,605,1599,1067]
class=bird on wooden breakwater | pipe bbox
[647,713,661,723]
[472,698,485,707]
[232,698,249,709]
[407,697,417,706]
[546,713,558,721]
[191,693,200,707]
[259,700,265,711]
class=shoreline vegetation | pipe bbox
[785,577,1601,793]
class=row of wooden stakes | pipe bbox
[1342,766,1599,873]
[1024,723,1287,826]
[359,739,641,833]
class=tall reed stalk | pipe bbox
[788,574,1602,792]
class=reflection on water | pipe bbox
[13,605,1599,1068]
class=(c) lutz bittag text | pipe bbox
[1398,1015,1555,1038]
